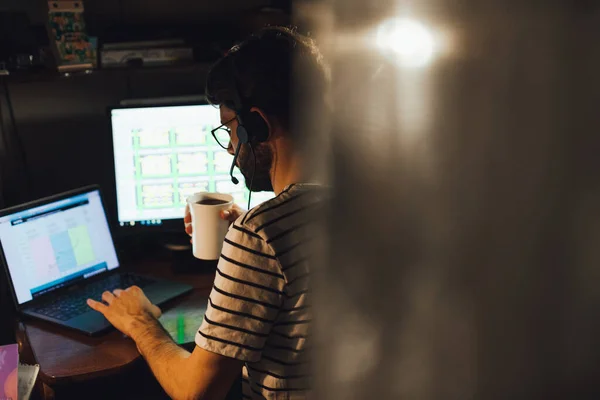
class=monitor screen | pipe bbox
[0,189,120,305]
[110,104,274,226]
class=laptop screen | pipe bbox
[0,189,119,305]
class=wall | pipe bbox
[4,65,208,205]
[0,0,273,29]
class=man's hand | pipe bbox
[87,286,161,339]
[184,203,244,237]
[88,285,243,400]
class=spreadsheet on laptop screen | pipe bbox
[0,190,119,304]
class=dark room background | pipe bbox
[0,0,292,345]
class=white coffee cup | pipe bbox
[186,192,234,260]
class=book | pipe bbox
[0,344,17,400]
[0,344,39,400]
[47,1,96,72]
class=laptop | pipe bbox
[0,185,193,336]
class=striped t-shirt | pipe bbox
[196,183,323,399]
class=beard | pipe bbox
[237,142,274,192]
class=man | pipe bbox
[87,26,329,399]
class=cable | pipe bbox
[1,77,31,196]
[248,144,256,210]
[0,79,8,208]
[0,79,9,160]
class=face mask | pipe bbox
[237,142,274,192]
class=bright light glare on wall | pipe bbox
[376,18,435,68]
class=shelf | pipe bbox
[2,62,213,84]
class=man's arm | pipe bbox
[88,286,242,400]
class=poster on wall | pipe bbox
[47,1,96,72]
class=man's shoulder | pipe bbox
[240,184,325,228]
[225,184,326,249]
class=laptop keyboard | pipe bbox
[33,273,156,321]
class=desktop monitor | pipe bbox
[109,103,274,229]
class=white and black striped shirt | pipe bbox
[196,183,324,400]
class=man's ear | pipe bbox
[249,107,274,141]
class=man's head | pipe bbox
[206,26,329,192]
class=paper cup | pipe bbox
[187,192,233,260]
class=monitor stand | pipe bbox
[162,232,218,273]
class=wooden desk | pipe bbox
[15,260,216,399]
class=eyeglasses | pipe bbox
[210,116,237,149]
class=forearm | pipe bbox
[131,316,193,399]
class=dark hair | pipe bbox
[205,26,329,132]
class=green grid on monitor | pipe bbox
[131,124,250,210]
